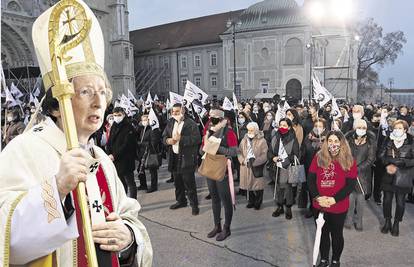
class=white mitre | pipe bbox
[32,0,110,91]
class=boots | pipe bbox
[216,224,231,241]
[272,205,284,217]
[316,259,330,267]
[246,191,255,208]
[207,224,222,238]
[137,172,148,191]
[254,190,264,210]
[381,218,392,234]
[285,206,293,220]
[391,220,399,236]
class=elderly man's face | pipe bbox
[71,74,108,141]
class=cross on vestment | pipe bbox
[92,200,103,213]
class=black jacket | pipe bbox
[162,116,201,173]
[136,125,161,162]
[107,118,137,176]
[379,135,414,194]
[303,131,327,173]
[346,131,377,193]
[268,129,300,169]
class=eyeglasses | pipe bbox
[76,87,111,100]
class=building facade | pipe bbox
[131,0,358,102]
[1,0,134,97]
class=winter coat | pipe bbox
[162,116,201,173]
[238,132,268,191]
[268,129,300,185]
[379,135,414,194]
[303,131,327,173]
[136,125,162,169]
[106,118,137,176]
[346,131,377,194]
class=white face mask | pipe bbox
[247,133,255,139]
[7,116,13,122]
[393,129,405,138]
[238,118,245,124]
[172,114,182,122]
[264,107,270,113]
[356,129,367,137]
[142,121,149,127]
[353,113,362,120]
[113,116,124,124]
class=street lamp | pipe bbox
[227,19,242,97]
[306,42,313,102]
[388,78,394,105]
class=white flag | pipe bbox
[33,86,41,97]
[10,82,23,99]
[312,76,332,107]
[186,80,208,105]
[183,88,195,109]
[331,98,342,119]
[4,86,14,103]
[29,93,40,107]
[149,108,160,130]
[166,99,171,110]
[277,138,289,169]
[128,89,137,103]
[145,91,153,106]
[154,94,159,101]
[169,92,183,105]
[192,102,207,118]
[232,92,239,111]
[222,97,234,111]
[274,101,290,125]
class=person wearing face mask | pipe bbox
[286,109,304,147]
[342,105,368,134]
[301,118,328,218]
[344,119,376,231]
[136,113,162,193]
[4,108,25,146]
[262,111,275,146]
[268,118,300,220]
[162,103,201,215]
[302,105,319,137]
[234,112,251,192]
[379,120,414,237]
[250,104,264,129]
[107,107,138,199]
[99,113,114,149]
[263,102,272,114]
[201,108,238,241]
[238,122,268,210]
[308,131,357,267]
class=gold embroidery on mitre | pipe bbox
[41,180,61,223]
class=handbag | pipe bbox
[394,167,414,188]
[145,152,160,169]
[198,153,227,181]
[287,155,306,184]
[252,163,266,178]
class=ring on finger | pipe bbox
[108,238,116,245]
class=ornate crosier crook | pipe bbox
[48,1,97,266]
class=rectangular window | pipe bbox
[165,79,170,90]
[194,55,201,68]
[210,53,217,66]
[181,77,187,89]
[124,47,129,60]
[211,76,217,87]
[181,56,187,69]
[195,76,201,87]
[235,84,241,99]
[164,57,170,69]
[260,82,269,93]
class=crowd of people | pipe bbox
[2,94,414,267]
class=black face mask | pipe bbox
[372,121,380,128]
[210,117,221,125]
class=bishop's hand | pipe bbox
[56,148,92,201]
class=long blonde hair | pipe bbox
[317,131,354,171]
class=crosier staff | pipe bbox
[47,1,98,266]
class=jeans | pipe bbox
[207,176,233,226]
[345,192,364,228]
[383,191,407,221]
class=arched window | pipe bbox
[285,38,303,65]
[7,1,21,12]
